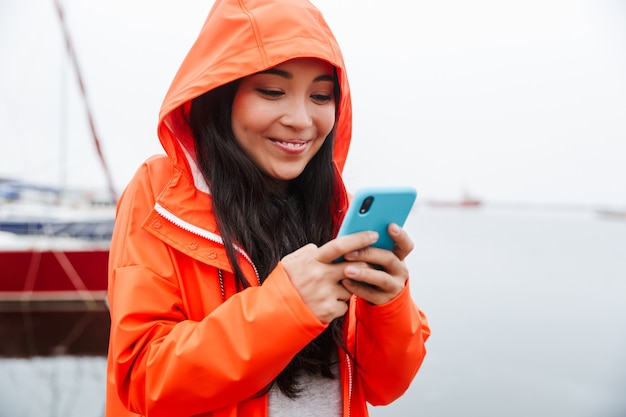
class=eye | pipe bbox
[311,93,333,104]
[256,88,284,99]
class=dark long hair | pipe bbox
[187,77,347,398]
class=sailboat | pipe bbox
[0,0,115,308]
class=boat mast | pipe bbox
[53,0,118,204]
[59,41,68,199]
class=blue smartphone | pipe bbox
[336,186,417,251]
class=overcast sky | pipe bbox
[1,0,625,207]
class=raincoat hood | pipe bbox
[157,0,353,188]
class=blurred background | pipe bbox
[1,1,625,416]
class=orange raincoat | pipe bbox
[105,0,430,416]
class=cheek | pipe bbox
[231,96,254,138]
[232,95,275,138]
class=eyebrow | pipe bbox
[260,68,334,83]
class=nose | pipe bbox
[281,98,313,130]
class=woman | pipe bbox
[105,0,430,416]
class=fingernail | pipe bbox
[390,223,400,234]
[369,231,379,242]
[345,266,360,277]
[342,278,356,286]
[345,250,358,260]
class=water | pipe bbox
[0,308,109,417]
[0,356,106,417]
[1,207,625,416]
[373,207,626,417]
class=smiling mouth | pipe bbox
[272,139,307,149]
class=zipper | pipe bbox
[154,202,260,284]
[346,352,353,417]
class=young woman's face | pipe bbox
[231,58,337,181]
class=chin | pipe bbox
[273,173,302,181]
[270,170,305,181]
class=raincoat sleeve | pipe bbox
[107,162,328,417]
[349,283,430,405]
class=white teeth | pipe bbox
[279,141,305,148]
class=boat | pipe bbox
[426,193,483,208]
[0,183,112,354]
[0,242,110,356]
[596,209,626,221]
[0,183,113,306]
[0,0,116,309]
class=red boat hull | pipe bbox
[0,249,109,302]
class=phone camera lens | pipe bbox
[359,196,374,214]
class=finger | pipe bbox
[318,231,379,264]
[342,275,401,306]
[342,278,383,304]
[387,223,414,261]
[344,246,395,273]
[343,251,409,291]
[343,264,398,293]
